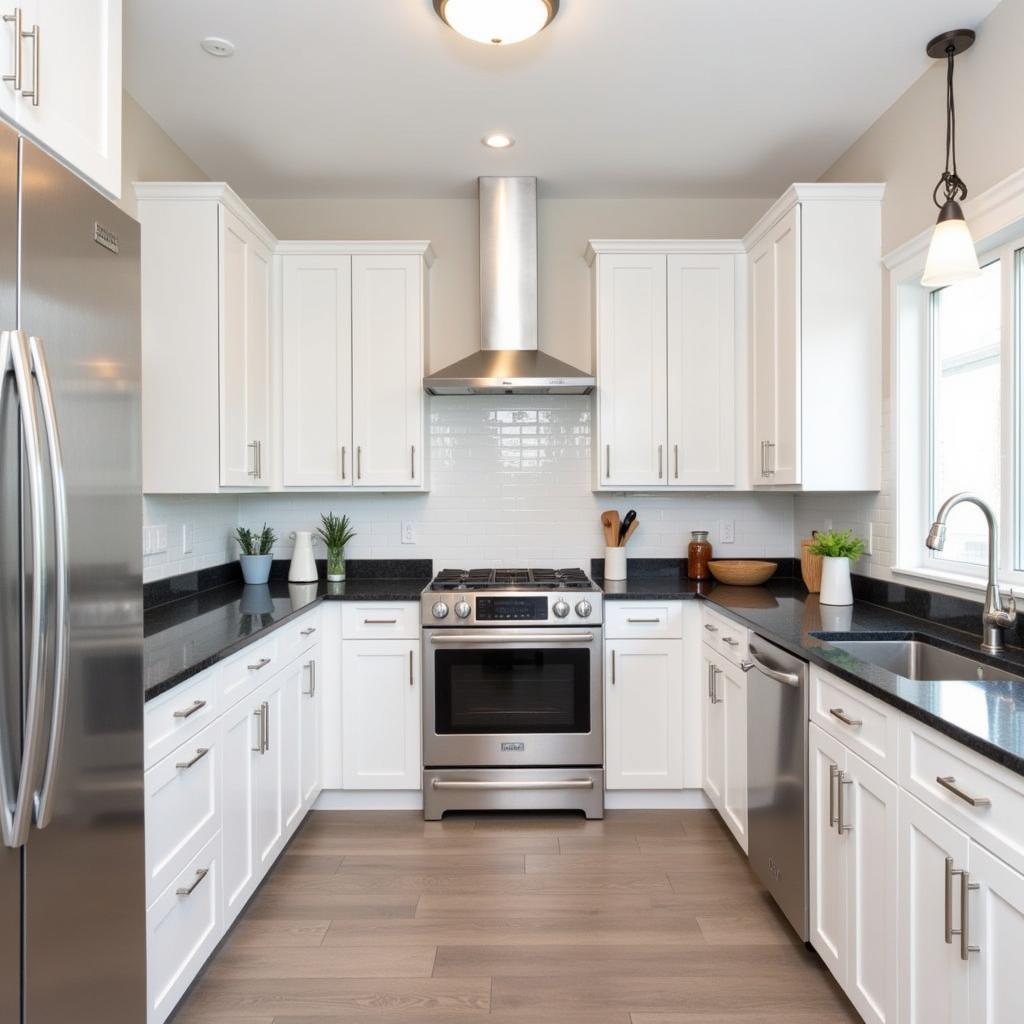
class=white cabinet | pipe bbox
[605,639,683,789]
[341,639,420,789]
[281,254,353,486]
[719,657,748,851]
[746,184,884,490]
[219,687,258,923]
[701,652,725,812]
[589,243,741,490]
[0,1,121,197]
[253,673,285,875]
[299,650,322,808]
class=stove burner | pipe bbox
[429,567,594,591]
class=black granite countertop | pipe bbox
[144,573,429,701]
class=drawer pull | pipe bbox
[829,764,839,828]
[936,775,991,808]
[300,627,317,636]
[304,660,316,697]
[364,618,398,625]
[829,707,863,727]
[703,623,718,632]
[722,636,740,647]
[173,699,207,720]
[837,771,853,834]
[176,868,209,897]
[627,617,660,624]
[248,657,271,671]
[175,747,209,770]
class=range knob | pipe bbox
[431,601,450,619]
[575,600,593,618]
[454,600,472,619]
[552,600,570,619]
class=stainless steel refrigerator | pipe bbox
[0,120,145,1023]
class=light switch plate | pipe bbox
[401,521,417,545]
[153,525,168,554]
[719,520,735,544]
[182,523,194,555]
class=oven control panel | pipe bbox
[422,590,602,627]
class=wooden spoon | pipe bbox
[601,510,620,547]
[621,517,639,546]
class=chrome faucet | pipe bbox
[926,492,1017,653]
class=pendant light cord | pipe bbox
[934,44,968,207]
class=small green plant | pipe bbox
[809,529,865,561]
[235,523,277,556]
[317,512,356,553]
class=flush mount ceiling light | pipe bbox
[921,28,980,288]
[200,36,235,57]
[482,133,515,148]
[433,0,559,46]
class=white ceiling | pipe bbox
[125,0,1001,199]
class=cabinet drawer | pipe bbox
[145,722,220,908]
[701,608,748,665]
[278,609,323,666]
[900,717,1024,875]
[219,635,281,710]
[144,670,219,771]
[147,834,222,1024]
[810,666,898,779]
[606,602,683,639]
[342,602,419,639]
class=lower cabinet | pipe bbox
[253,671,285,876]
[700,647,746,851]
[701,651,725,808]
[605,638,683,789]
[300,649,322,807]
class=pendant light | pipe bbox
[921,29,980,288]
[433,0,559,46]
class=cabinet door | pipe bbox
[899,791,971,1024]
[969,842,1024,1024]
[11,1,121,197]
[300,649,322,808]
[605,639,683,790]
[595,253,667,488]
[720,658,747,851]
[845,750,899,1024]
[219,207,271,487]
[701,653,725,811]
[351,254,424,488]
[253,676,284,874]
[279,659,304,837]
[809,722,847,983]
[749,228,776,485]
[342,640,420,789]
[666,254,735,485]
[219,694,258,924]
[282,254,353,486]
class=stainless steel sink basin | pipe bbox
[824,638,1024,684]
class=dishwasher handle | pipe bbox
[745,643,802,687]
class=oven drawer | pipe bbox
[606,601,683,639]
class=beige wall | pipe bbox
[118,92,208,219]
[250,195,771,373]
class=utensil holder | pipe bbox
[604,546,627,581]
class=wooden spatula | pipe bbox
[620,517,639,546]
[601,510,620,547]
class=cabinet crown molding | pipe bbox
[585,239,744,265]
[276,239,436,265]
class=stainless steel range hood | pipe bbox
[424,177,595,395]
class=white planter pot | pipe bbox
[819,556,853,606]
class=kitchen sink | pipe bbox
[822,638,1024,684]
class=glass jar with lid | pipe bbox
[687,530,712,580]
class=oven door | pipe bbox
[423,626,603,768]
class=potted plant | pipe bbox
[317,512,356,582]
[808,529,865,606]
[235,523,277,585]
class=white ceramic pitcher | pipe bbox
[289,531,319,583]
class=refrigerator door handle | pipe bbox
[28,334,69,828]
[0,329,49,849]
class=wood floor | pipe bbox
[176,809,859,1024]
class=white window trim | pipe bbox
[888,166,1024,597]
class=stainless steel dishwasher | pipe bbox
[743,636,809,941]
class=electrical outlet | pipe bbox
[866,522,874,557]
[182,523,194,555]
[153,526,168,554]
[719,520,735,544]
[401,520,417,545]
[142,527,152,556]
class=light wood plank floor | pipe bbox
[175,809,859,1024]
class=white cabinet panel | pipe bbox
[300,649,322,808]
[279,657,304,836]
[342,639,420,789]
[605,639,683,790]
[219,693,258,923]
[351,254,424,488]
[282,254,353,486]
[720,657,747,851]
[666,253,735,485]
[253,675,284,873]
[701,652,724,811]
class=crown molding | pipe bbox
[743,182,886,249]
[275,239,436,265]
[584,238,745,265]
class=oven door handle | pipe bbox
[430,633,595,644]
[431,778,595,791]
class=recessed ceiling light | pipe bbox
[200,36,235,58]
[434,0,559,46]
[482,133,515,149]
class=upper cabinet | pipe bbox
[588,242,741,491]
[746,184,885,491]
[0,1,121,197]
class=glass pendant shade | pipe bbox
[921,199,981,287]
[434,0,557,45]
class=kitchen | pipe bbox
[3,1,1024,1023]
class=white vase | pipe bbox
[289,531,318,583]
[819,556,853,606]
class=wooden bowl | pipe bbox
[708,560,778,586]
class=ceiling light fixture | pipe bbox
[433,0,559,46]
[921,28,979,288]
[482,133,515,148]
[200,36,235,57]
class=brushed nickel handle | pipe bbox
[248,440,258,477]
[829,763,839,828]
[674,443,679,479]
[176,868,209,897]
[304,660,316,697]
[409,649,414,686]
[257,439,263,479]
[248,657,271,671]
[658,444,663,479]
[760,440,766,477]
[707,662,713,699]
[740,659,755,672]
[252,705,265,753]
[364,618,397,625]
[173,699,207,720]
[432,778,594,792]
[611,649,616,685]
[936,775,991,808]
[710,665,723,704]
[627,617,660,623]
[946,858,980,958]
[430,632,595,645]
[357,446,362,480]
[767,441,776,475]
[18,17,34,105]
[175,747,210,770]
[300,627,316,636]
[945,855,955,944]
[262,701,270,752]
[605,444,610,478]
[722,636,740,647]
[341,445,347,480]
[704,623,718,633]
[829,707,863,727]
[411,444,416,479]
[837,771,852,834]
[2,8,21,90]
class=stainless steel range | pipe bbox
[421,568,604,819]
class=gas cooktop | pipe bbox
[428,567,596,592]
